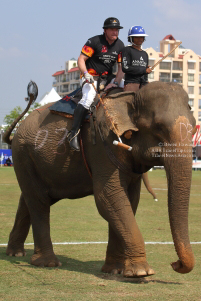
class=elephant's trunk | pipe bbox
[164,149,195,274]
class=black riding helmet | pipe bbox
[103,17,123,29]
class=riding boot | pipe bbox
[68,104,88,151]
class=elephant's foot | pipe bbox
[31,252,62,267]
[123,260,155,278]
[102,258,155,278]
[102,262,124,274]
[6,244,26,257]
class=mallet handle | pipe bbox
[150,41,182,70]
[113,140,132,151]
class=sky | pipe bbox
[0,0,201,125]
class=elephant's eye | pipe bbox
[155,123,163,131]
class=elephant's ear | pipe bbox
[102,91,139,136]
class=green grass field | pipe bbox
[0,167,201,301]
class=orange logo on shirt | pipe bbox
[118,52,122,63]
[82,45,94,57]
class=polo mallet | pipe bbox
[91,82,132,151]
[150,42,182,70]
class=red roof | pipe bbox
[178,55,184,59]
[68,67,79,73]
[52,70,65,77]
[163,34,176,41]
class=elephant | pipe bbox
[3,81,196,277]
[142,172,158,201]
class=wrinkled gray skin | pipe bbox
[4,82,196,277]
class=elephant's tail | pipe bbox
[3,96,35,145]
[3,82,38,145]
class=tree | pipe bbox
[4,106,23,128]
[3,102,41,131]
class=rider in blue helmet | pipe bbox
[122,25,152,92]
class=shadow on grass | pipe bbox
[0,247,182,285]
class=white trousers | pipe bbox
[79,77,124,109]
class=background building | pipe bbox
[52,58,80,97]
[146,34,201,126]
[52,35,201,127]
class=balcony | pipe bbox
[159,77,170,82]
[172,79,182,83]
[188,69,196,74]
[188,82,195,86]
[172,67,183,71]
[61,88,69,93]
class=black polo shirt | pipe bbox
[81,34,124,76]
[122,46,149,85]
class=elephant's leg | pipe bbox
[27,198,62,267]
[102,176,142,274]
[142,172,158,201]
[94,172,154,277]
[102,225,125,274]
[6,193,31,257]
[13,164,61,267]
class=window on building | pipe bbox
[188,86,194,94]
[188,74,194,81]
[148,72,154,80]
[159,72,170,82]
[75,72,80,80]
[62,85,69,93]
[199,100,201,109]
[148,60,155,67]
[188,99,194,107]
[198,112,201,122]
[173,61,183,70]
[199,74,201,84]
[199,87,201,95]
[172,73,182,83]
[159,62,171,70]
[188,62,195,69]
[199,62,201,72]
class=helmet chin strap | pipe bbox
[129,37,141,48]
[129,37,145,48]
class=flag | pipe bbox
[0,152,4,166]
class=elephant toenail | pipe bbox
[124,270,133,277]
[111,269,118,274]
[147,268,155,275]
[136,269,147,277]
[15,252,23,257]
[48,262,56,267]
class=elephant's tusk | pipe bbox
[113,140,132,151]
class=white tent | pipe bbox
[39,88,61,106]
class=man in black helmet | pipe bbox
[68,17,124,151]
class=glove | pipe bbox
[84,72,94,83]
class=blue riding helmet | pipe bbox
[128,26,148,37]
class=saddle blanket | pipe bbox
[49,88,81,117]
